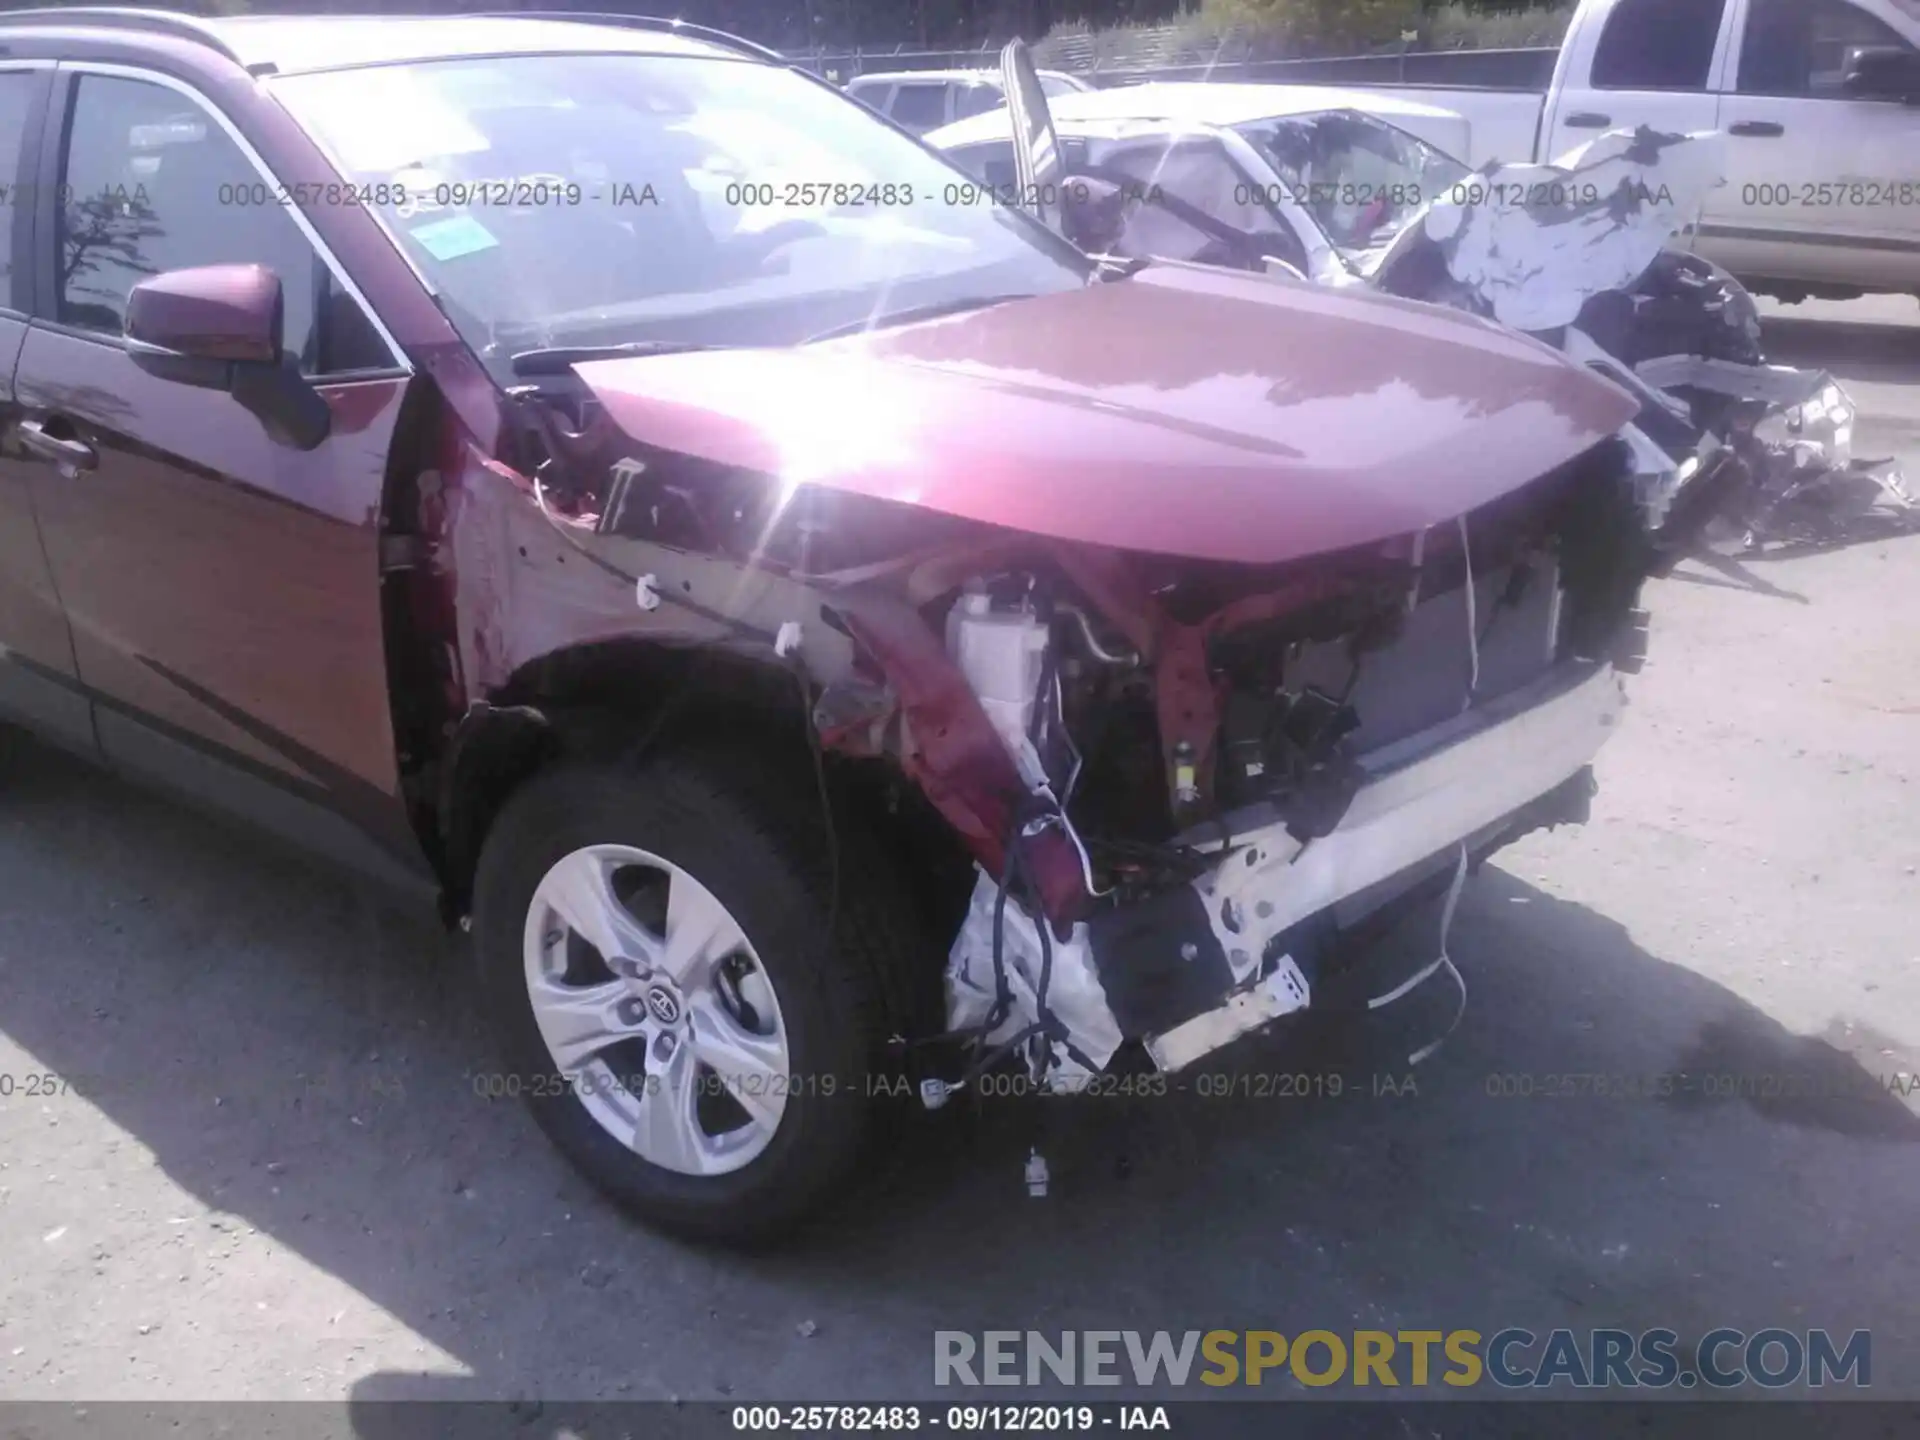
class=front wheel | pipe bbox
[472,753,891,1243]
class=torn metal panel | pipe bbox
[1632,361,1913,532]
[1704,366,1858,493]
[436,443,858,699]
[1421,127,1730,334]
[1635,355,1839,410]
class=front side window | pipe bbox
[887,83,950,130]
[1081,136,1303,272]
[271,54,1088,379]
[953,81,1006,120]
[55,73,388,372]
[952,140,1019,191]
[1739,0,1915,94]
[1238,110,1468,260]
[1099,140,1236,264]
[1591,0,1727,89]
[1103,137,1276,253]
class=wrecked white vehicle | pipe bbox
[929,55,1911,547]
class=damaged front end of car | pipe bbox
[930,448,1650,1091]
[412,263,1696,1098]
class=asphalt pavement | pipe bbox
[0,297,1916,1409]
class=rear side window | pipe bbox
[55,73,388,373]
[1591,0,1727,89]
[0,70,39,306]
[888,83,949,130]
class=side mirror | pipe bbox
[125,264,330,450]
[1060,174,1130,251]
[1841,45,1920,102]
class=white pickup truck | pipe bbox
[1325,0,1920,302]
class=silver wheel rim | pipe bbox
[522,844,790,1176]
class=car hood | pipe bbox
[573,262,1637,566]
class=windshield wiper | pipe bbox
[509,341,722,378]
[803,294,1037,345]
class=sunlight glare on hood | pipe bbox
[744,352,926,562]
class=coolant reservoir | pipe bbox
[945,590,1050,788]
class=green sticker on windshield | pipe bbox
[410,213,498,261]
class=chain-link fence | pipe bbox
[798,35,1556,88]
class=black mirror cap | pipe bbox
[231,362,332,452]
[126,337,330,452]
[1841,45,1920,102]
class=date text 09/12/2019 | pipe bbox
[730,1406,1168,1432]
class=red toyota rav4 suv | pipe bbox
[0,9,1682,1241]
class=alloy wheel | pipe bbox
[520,844,790,1175]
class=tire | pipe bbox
[472,749,901,1244]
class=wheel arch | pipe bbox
[434,639,824,921]
[445,635,968,1045]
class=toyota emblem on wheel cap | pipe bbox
[644,986,682,1025]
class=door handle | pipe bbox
[1563,111,1612,128]
[1730,120,1786,138]
[17,419,98,475]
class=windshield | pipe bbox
[271,52,1089,375]
[1236,110,1468,261]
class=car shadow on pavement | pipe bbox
[1668,550,1813,603]
[0,729,1912,1411]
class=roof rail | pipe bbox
[466,12,785,65]
[0,6,243,63]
